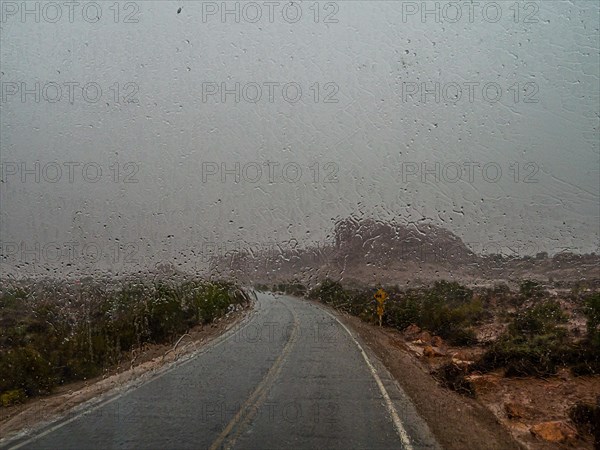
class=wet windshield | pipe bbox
[1,2,599,449]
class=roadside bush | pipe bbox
[476,300,570,377]
[0,278,246,405]
[310,279,374,318]
[433,362,475,397]
[146,282,188,340]
[510,299,568,336]
[386,282,481,345]
[312,280,482,345]
[569,399,600,447]
[0,346,57,396]
[103,283,149,354]
[429,281,474,305]
[569,343,600,376]
[0,389,27,407]
[310,279,348,305]
[385,293,420,330]
[478,332,568,377]
[443,326,478,346]
[194,282,233,324]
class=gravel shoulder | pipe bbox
[320,302,525,450]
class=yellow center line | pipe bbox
[208,298,299,450]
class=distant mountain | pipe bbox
[330,217,476,266]
[213,217,476,283]
[211,217,599,287]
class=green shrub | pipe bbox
[385,294,420,330]
[386,282,481,345]
[444,326,478,346]
[429,281,473,305]
[310,279,348,305]
[0,346,57,396]
[477,300,571,377]
[0,278,245,401]
[0,287,28,309]
[0,389,27,407]
[194,282,232,324]
[519,280,544,299]
[569,343,600,376]
[146,282,187,341]
[311,279,481,346]
[510,299,568,336]
[477,332,569,376]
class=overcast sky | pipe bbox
[1,1,598,276]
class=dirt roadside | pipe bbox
[323,303,526,450]
[0,303,252,441]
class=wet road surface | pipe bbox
[4,292,440,450]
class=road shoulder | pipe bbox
[316,301,525,450]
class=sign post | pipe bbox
[373,288,388,327]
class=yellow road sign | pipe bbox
[374,289,387,326]
[374,288,388,304]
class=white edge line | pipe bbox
[5,299,261,450]
[319,308,414,450]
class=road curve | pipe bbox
[4,292,440,450]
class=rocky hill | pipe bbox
[212,217,599,288]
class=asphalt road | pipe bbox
[4,292,440,450]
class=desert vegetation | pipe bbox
[0,277,249,407]
[306,277,600,446]
[308,278,600,376]
[310,279,484,345]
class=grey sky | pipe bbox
[1,1,598,276]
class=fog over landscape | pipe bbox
[1,1,598,276]
[2,3,600,450]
